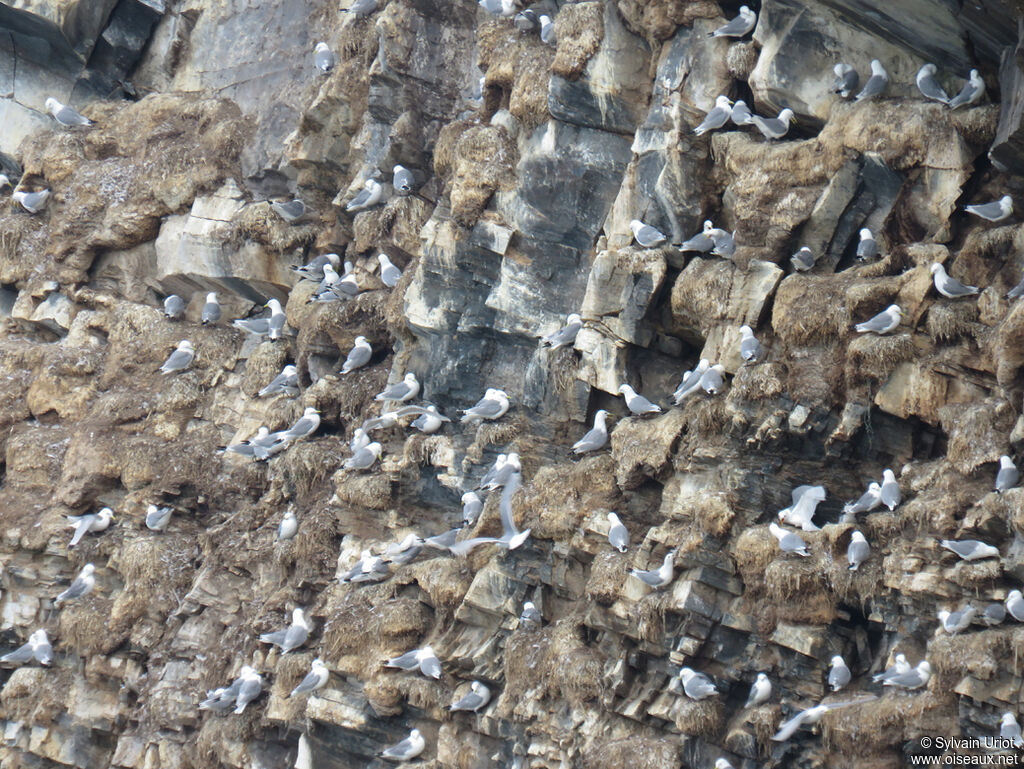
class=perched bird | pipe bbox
[341,336,373,374]
[930,263,978,299]
[856,228,879,261]
[201,292,221,325]
[0,629,53,666]
[55,563,96,606]
[199,680,243,712]
[277,511,298,541]
[879,468,901,510]
[539,15,556,45]
[340,549,390,583]
[379,729,426,762]
[461,388,510,423]
[145,504,173,532]
[384,534,424,566]
[159,340,195,374]
[345,177,384,213]
[313,42,336,73]
[873,653,910,683]
[68,507,114,547]
[376,373,420,403]
[385,646,442,679]
[520,601,543,627]
[965,195,1013,222]
[451,681,492,712]
[854,305,903,335]
[791,246,816,272]
[745,673,772,707]
[410,405,449,434]
[829,655,851,691]
[13,189,51,213]
[778,485,826,531]
[619,384,662,416]
[271,198,306,224]
[273,406,321,443]
[680,221,716,253]
[461,491,483,526]
[948,69,985,110]
[694,95,733,136]
[708,5,756,37]
[629,548,678,589]
[830,63,859,98]
[479,0,516,17]
[362,412,400,434]
[730,99,753,125]
[572,409,609,454]
[351,427,370,453]
[715,760,735,769]
[940,539,1000,561]
[232,298,288,340]
[847,530,870,571]
[1007,590,1024,621]
[45,97,93,126]
[938,605,977,635]
[980,602,1006,626]
[630,219,668,248]
[855,60,889,102]
[772,704,831,741]
[679,668,718,700]
[882,660,931,690]
[378,254,402,287]
[290,658,329,697]
[292,252,339,281]
[219,426,283,461]
[479,453,517,489]
[1001,713,1023,748]
[163,294,185,320]
[916,64,949,103]
[233,666,264,714]
[996,456,1019,493]
[711,228,737,258]
[258,364,299,398]
[541,313,583,348]
[699,364,727,395]
[673,359,710,404]
[393,165,416,195]
[1010,276,1024,300]
[750,108,795,140]
[607,512,629,553]
[769,522,810,556]
[739,325,763,363]
[844,482,882,515]
[513,9,539,31]
[259,607,310,653]
[344,441,383,471]
[342,0,379,15]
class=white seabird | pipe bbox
[745,673,772,707]
[882,660,931,690]
[0,629,53,666]
[778,485,825,531]
[930,263,978,298]
[450,681,491,712]
[708,5,756,37]
[292,253,339,281]
[680,221,716,253]
[844,482,883,515]
[699,364,727,395]
[948,69,985,110]
[163,295,185,320]
[232,298,288,340]
[940,539,1000,561]
[1001,713,1023,748]
[694,95,733,136]
[629,548,677,588]
[879,468,901,510]
[158,340,195,374]
[854,305,903,334]
[378,254,402,287]
[916,64,949,104]
[847,530,870,571]
[277,511,298,541]
[290,658,329,697]
[68,507,113,547]
[234,666,264,713]
[520,601,542,627]
[55,563,96,606]
[379,729,426,762]
[938,605,977,635]
[873,653,910,683]
[340,549,390,583]
[341,336,373,374]
[273,407,321,443]
[460,388,510,423]
[769,522,810,556]
[606,512,629,553]
[572,409,609,454]
[344,441,383,471]
[996,455,1019,493]
[791,246,816,272]
[313,42,336,73]
[13,189,50,214]
[259,607,310,653]
[539,14,556,45]
[461,491,483,526]
[271,198,306,224]
[393,165,416,194]
[673,359,710,404]
[345,177,384,213]
[619,384,662,416]
[1007,590,1024,621]
[259,364,299,397]
[740,327,763,363]
[541,313,583,348]
[856,228,879,261]
[384,533,423,565]
[409,405,448,434]
[750,108,795,140]
[376,373,420,403]
[829,655,851,691]
[201,292,221,325]
[965,195,1012,222]
[854,60,889,102]
[630,219,667,248]
[385,646,441,679]
[679,667,718,700]
[830,63,859,98]
[145,504,173,532]
[45,97,93,126]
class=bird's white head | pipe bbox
[922,63,936,75]
[378,253,391,266]
[702,220,714,231]
[404,372,418,384]
[929,262,944,274]
[618,384,633,395]
[883,468,896,481]
[887,304,904,316]
[833,63,844,76]
[292,607,305,621]
[44,97,60,112]
[81,563,96,575]
[607,512,620,523]
[740,324,753,335]
[282,364,297,375]
[1002,712,1017,724]
[859,227,873,239]
[715,95,733,109]
[679,667,695,680]
[206,292,217,302]
[315,42,329,52]
[629,219,644,233]
[1001,195,1014,210]
[566,312,582,324]
[1001,455,1015,468]
[178,340,194,351]
[851,530,867,543]
[779,108,795,123]
[831,655,844,665]
[304,406,320,416]
[870,59,884,74]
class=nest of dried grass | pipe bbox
[579,736,679,769]
[673,696,725,738]
[926,302,978,344]
[845,333,916,387]
[552,3,604,79]
[517,455,619,539]
[586,549,628,605]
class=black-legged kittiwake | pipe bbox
[844,482,882,515]
[980,602,1006,626]
[292,252,339,281]
[341,549,390,583]
[277,511,298,541]
[385,646,441,679]
[541,313,583,348]
[694,95,733,136]
[679,668,718,700]
[259,364,299,397]
[631,219,668,248]
[259,607,310,653]
[409,405,448,434]
[451,681,491,712]
[232,298,288,340]
[882,660,930,690]
[479,453,520,490]
[378,253,402,287]
[341,336,372,374]
[384,534,423,565]
[201,292,221,325]
[708,5,756,37]
[520,601,542,627]
[164,295,185,320]
[711,228,736,258]
[740,325,763,363]
[847,530,870,570]
[314,42,336,73]
[379,729,426,762]
[948,69,985,110]
[14,189,50,213]
[1002,713,1023,747]
[854,305,903,334]
[572,409,609,454]
[700,364,727,395]
[274,406,321,443]
[68,507,113,547]
[930,263,978,298]
[791,246,816,272]
[619,384,662,416]
[996,455,1019,493]
[479,0,515,17]
[673,359,710,404]
[829,655,851,691]
[539,14,555,45]
[772,704,830,741]
[745,673,771,707]
[873,653,910,683]
[233,666,264,713]
[45,97,93,126]
[55,563,96,606]
[513,9,539,31]
[856,228,879,261]
[778,485,825,531]
[344,441,382,471]
[769,522,810,556]
[629,548,677,588]
[462,492,483,526]
[346,177,384,213]
[880,468,901,510]
[1008,590,1024,621]
[965,195,1012,222]
[342,0,379,15]
[376,373,420,403]
[940,539,999,561]
[680,221,716,253]
[854,60,889,102]
[731,100,752,125]
[830,63,859,98]
[606,512,629,553]
[290,658,329,697]
[750,108,795,140]
[271,198,306,224]
[916,64,949,104]
[0,629,53,666]
[461,388,510,423]
[146,504,173,532]
[159,340,195,374]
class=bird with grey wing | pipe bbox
[630,219,667,248]
[290,658,329,697]
[379,729,426,762]
[828,655,850,691]
[606,513,629,553]
[340,549,390,583]
[694,96,733,136]
[708,5,756,37]
[346,177,384,213]
[13,189,50,214]
[145,504,173,532]
[679,668,718,700]
[271,198,306,224]
[67,507,114,547]
[163,295,185,320]
[383,534,423,566]
[201,292,221,325]
[830,63,859,98]
[376,373,420,404]
[158,340,195,374]
[55,563,96,606]
[450,681,491,712]
[258,364,299,397]
[619,384,662,416]
[739,326,763,363]
[45,97,93,126]
[572,409,609,454]
[385,646,442,679]
[847,530,870,570]
[313,42,335,73]
[916,64,949,104]
[769,522,809,556]
[854,60,888,101]
[965,195,1012,222]
[930,263,978,299]
[680,221,716,253]
[948,69,985,110]
[292,252,339,281]
[854,305,903,335]
[377,254,402,287]
[541,313,582,348]
[461,388,510,423]
[629,548,677,588]
[259,608,310,653]
[750,108,795,140]
[1,629,53,666]
[940,539,999,561]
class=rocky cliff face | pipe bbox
[2,0,1024,767]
